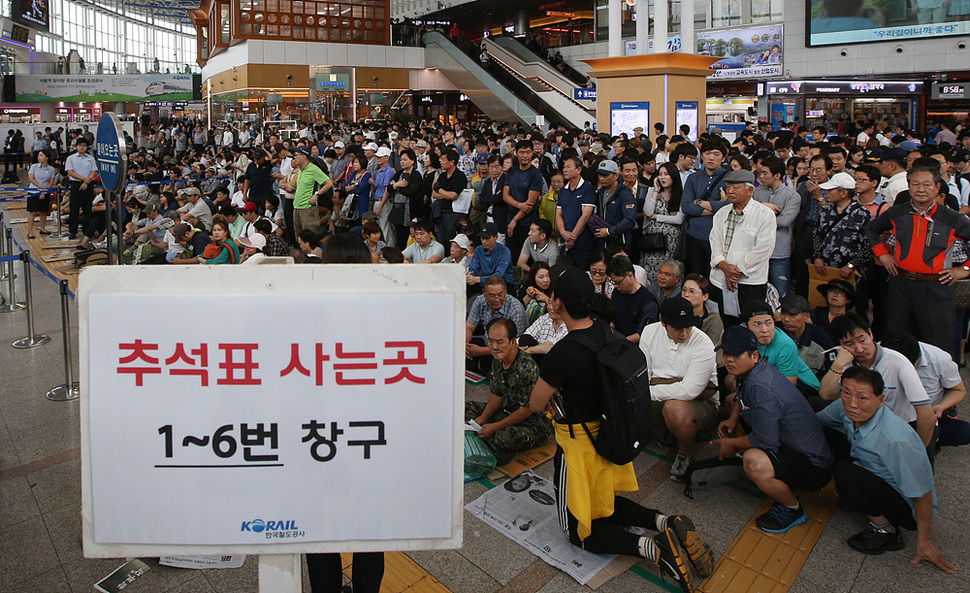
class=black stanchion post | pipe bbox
[0,210,7,281]
[105,189,113,265]
[49,188,69,240]
[12,251,50,349]
[115,189,124,265]
[0,228,24,312]
[47,280,78,401]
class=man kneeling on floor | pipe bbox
[465,318,552,465]
[713,326,834,534]
[529,269,713,593]
[816,366,956,572]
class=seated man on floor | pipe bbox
[778,294,835,377]
[713,326,834,534]
[467,222,515,289]
[817,366,956,571]
[465,275,528,374]
[403,219,445,263]
[519,304,568,362]
[466,319,552,465]
[880,332,970,449]
[819,314,936,452]
[640,297,718,482]
[517,219,560,272]
[608,255,659,344]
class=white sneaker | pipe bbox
[669,454,692,482]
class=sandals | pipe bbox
[38,230,51,235]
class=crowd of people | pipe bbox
[14,113,970,592]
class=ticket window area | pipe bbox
[706,98,756,125]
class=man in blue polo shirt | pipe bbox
[504,140,545,258]
[556,155,596,268]
[467,222,515,289]
[817,366,954,569]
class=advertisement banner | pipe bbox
[697,24,784,79]
[80,266,464,556]
[16,74,193,102]
[11,0,49,31]
[807,0,970,46]
[624,36,682,55]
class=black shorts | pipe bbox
[768,444,832,492]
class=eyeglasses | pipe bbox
[590,269,607,276]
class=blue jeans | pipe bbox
[768,258,791,299]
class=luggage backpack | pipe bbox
[681,455,746,499]
[569,321,652,466]
[74,249,108,267]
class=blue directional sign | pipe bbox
[96,113,127,193]
[574,88,597,101]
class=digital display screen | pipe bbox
[807,0,970,46]
[9,23,30,43]
[11,0,50,32]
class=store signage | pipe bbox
[55,107,72,114]
[80,266,463,555]
[699,24,784,79]
[546,10,574,17]
[766,80,922,96]
[931,82,967,100]
[0,107,39,115]
[539,1,566,9]
[144,101,189,108]
[574,88,597,101]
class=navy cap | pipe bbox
[292,146,311,156]
[660,297,699,329]
[717,326,759,356]
[477,153,490,164]
[479,222,500,237]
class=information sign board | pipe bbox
[95,113,127,194]
[610,102,649,139]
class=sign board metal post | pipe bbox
[79,266,464,591]
[95,113,128,265]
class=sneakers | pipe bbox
[756,502,808,534]
[669,516,715,579]
[847,525,904,555]
[669,454,692,482]
[654,527,695,593]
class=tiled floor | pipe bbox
[2,212,970,592]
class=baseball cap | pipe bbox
[740,300,774,322]
[479,222,500,238]
[292,146,311,156]
[333,141,345,149]
[451,233,471,251]
[880,147,908,165]
[578,140,590,147]
[779,294,811,315]
[717,326,759,356]
[376,146,392,158]
[171,223,191,242]
[724,169,756,185]
[597,160,619,175]
[589,143,604,155]
[364,142,379,152]
[389,131,398,140]
[660,297,699,329]
[633,126,644,133]
[552,268,594,312]
[238,233,267,250]
[143,202,159,212]
[241,201,258,212]
[949,148,970,163]
[178,187,201,196]
[415,140,429,149]
[476,153,490,165]
[819,171,856,190]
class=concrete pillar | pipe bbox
[636,0,649,55]
[608,0,622,57]
[681,0,694,53]
[514,10,528,37]
[654,0,668,55]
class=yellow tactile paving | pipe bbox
[699,485,838,593]
[342,551,453,593]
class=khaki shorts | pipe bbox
[651,398,719,436]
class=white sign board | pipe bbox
[80,265,464,557]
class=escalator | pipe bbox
[423,31,574,129]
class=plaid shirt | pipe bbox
[263,232,290,257]
[723,208,744,254]
[524,314,569,345]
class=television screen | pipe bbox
[807,0,970,46]
[11,0,50,32]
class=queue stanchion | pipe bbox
[12,251,50,349]
[0,229,24,312]
[49,189,69,240]
[0,211,8,281]
[47,280,79,401]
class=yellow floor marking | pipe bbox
[342,551,452,593]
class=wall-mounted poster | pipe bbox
[697,24,783,79]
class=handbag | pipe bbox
[453,188,474,214]
[638,232,666,252]
[955,279,970,310]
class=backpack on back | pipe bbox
[569,321,652,466]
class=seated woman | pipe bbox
[519,261,552,325]
[199,218,240,265]
[587,249,615,298]
[812,279,855,341]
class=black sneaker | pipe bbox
[654,527,695,593]
[756,503,807,534]
[669,516,715,579]
[847,526,904,555]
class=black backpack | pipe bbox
[569,321,652,466]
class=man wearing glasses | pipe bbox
[753,155,801,298]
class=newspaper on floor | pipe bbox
[465,470,635,586]
[94,558,151,593]
[159,555,246,569]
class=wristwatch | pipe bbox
[963,265,970,273]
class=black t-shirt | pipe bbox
[434,169,467,214]
[189,229,210,257]
[246,161,275,198]
[539,322,607,424]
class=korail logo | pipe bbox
[241,519,305,539]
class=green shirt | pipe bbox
[759,329,821,393]
[294,163,330,210]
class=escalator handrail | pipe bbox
[504,35,588,87]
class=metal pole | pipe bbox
[12,251,50,349]
[115,189,125,265]
[105,190,113,265]
[0,210,7,281]
[49,188,69,240]
[47,280,79,401]
[0,229,24,312]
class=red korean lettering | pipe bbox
[117,339,162,386]
[165,343,209,386]
[280,343,331,386]
[383,341,427,385]
[334,343,377,386]
[217,343,261,385]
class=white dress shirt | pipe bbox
[639,322,718,402]
[708,197,777,289]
